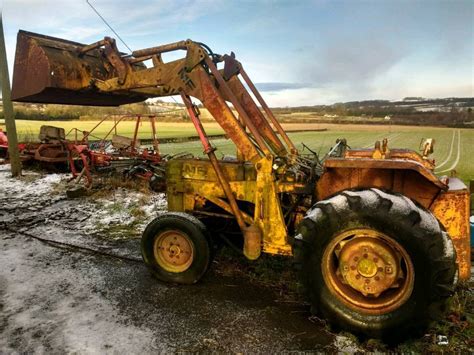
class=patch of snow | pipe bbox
[143,193,167,216]
[417,208,439,233]
[0,165,168,239]
[341,190,360,197]
[0,236,164,353]
[333,334,362,352]
[441,231,455,259]
[317,194,348,213]
[371,189,409,215]
[373,189,441,233]
[307,207,323,222]
[356,189,379,208]
[81,190,167,236]
[0,164,65,199]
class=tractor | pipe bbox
[11,30,470,338]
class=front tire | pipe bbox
[141,212,213,284]
[293,188,457,339]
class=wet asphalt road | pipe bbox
[0,168,337,353]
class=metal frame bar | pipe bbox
[181,93,248,230]
[204,56,271,156]
[239,66,298,154]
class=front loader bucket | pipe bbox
[11,30,147,106]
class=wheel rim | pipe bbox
[153,230,194,273]
[322,228,414,314]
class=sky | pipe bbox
[1,0,473,106]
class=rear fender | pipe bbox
[430,178,471,281]
[316,157,445,208]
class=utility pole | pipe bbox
[0,12,21,176]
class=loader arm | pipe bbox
[12,30,310,259]
[11,31,297,162]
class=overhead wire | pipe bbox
[85,1,190,124]
[85,0,133,53]
[83,1,238,156]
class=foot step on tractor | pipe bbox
[11,30,470,339]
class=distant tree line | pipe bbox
[272,98,474,127]
[1,97,472,127]
[0,102,150,121]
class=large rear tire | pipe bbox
[293,188,457,339]
[142,212,213,284]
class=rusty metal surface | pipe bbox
[324,157,445,189]
[132,40,188,58]
[181,93,248,232]
[322,228,414,315]
[242,224,262,260]
[239,67,298,155]
[345,148,435,170]
[190,66,262,163]
[11,31,147,105]
[430,178,471,281]
[204,56,271,157]
[33,143,68,163]
[224,75,287,157]
[317,164,442,209]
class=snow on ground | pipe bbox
[0,165,342,352]
[0,164,168,262]
[0,164,167,239]
[0,164,63,199]
[333,334,363,353]
[0,234,161,353]
[80,189,167,237]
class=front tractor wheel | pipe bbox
[294,188,457,339]
[141,212,213,284]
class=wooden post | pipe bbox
[0,12,21,176]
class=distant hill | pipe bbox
[273,97,474,111]
[271,97,474,127]
[1,97,473,127]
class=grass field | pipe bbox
[1,119,473,182]
[157,124,474,183]
[0,120,224,141]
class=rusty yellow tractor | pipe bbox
[11,30,470,338]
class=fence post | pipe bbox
[0,12,21,176]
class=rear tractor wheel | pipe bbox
[293,188,457,339]
[141,212,213,284]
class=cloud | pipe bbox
[2,0,471,106]
[255,82,312,92]
[2,0,223,45]
[299,35,407,90]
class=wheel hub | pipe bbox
[338,236,400,297]
[357,258,377,278]
[153,230,194,273]
[322,228,414,314]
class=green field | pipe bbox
[159,125,474,183]
[1,119,472,183]
[0,120,224,141]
